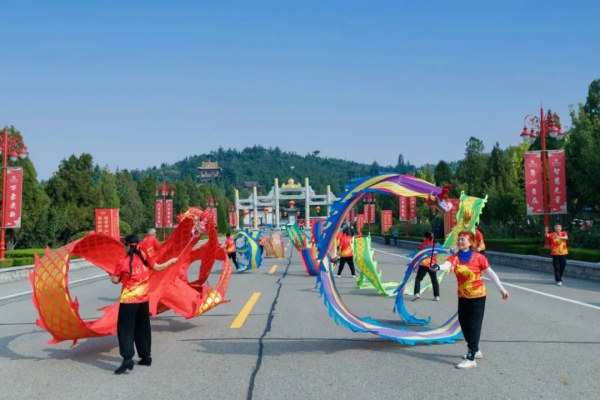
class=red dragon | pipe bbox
[29,207,230,345]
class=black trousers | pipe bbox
[393,237,397,246]
[260,245,264,255]
[552,255,567,282]
[458,296,486,360]
[228,252,239,270]
[337,257,356,276]
[414,266,440,297]
[117,301,151,361]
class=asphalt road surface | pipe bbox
[1,239,599,400]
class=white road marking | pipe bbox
[373,248,600,311]
[0,273,107,301]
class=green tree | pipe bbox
[136,175,157,232]
[45,153,101,243]
[455,137,488,196]
[434,160,453,187]
[98,167,120,208]
[116,170,145,234]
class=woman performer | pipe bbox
[431,231,509,369]
[111,234,178,374]
[412,232,440,301]
[336,229,356,277]
[224,233,239,270]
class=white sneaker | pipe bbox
[463,350,483,359]
[456,359,477,369]
[352,275,356,278]
[557,281,562,286]
[434,296,440,301]
[336,275,341,278]
[412,294,420,301]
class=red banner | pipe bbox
[548,150,567,214]
[357,214,365,231]
[408,197,417,221]
[165,200,174,228]
[2,167,23,228]
[211,208,218,226]
[95,209,120,238]
[399,196,407,221]
[346,207,356,223]
[381,210,393,234]
[524,151,544,215]
[155,200,163,227]
[443,198,461,237]
[369,204,376,223]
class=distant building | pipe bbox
[198,160,222,184]
[242,181,265,193]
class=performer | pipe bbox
[140,228,161,259]
[544,224,568,285]
[110,234,178,374]
[474,227,486,255]
[413,232,440,301]
[336,229,356,277]
[224,233,239,270]
[431,231,509,369]
[258,235,265,256]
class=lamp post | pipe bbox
[520,107,565,230]
[0,126,29,259]
[155,181,175,242]
[363,193,376,232]
[206,196,218,226]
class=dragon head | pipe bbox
[424,184,453,212]
[178,207,216,237]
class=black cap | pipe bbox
[120,234,141,245]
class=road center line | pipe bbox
[0,273,108,301]
[373,248,600,311]
[268,265,278,275]
[230,292,261,329]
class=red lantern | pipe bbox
[264,207,269,213]
[243,210,249,215]
[289,200,295,207]
[316,206,321,213]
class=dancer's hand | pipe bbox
[429,264,440,272]
[169,258,178,265]
[500,289,509,300]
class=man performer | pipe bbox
[140,228,161,259]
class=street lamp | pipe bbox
[205,196,218,226]
[363,193,376,232]
[520,107,565,229]
[155,181,175,242]
[0,126,28,259]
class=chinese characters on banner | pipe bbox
[381,210,393,234]
[524,152,544,215]
[346,208,356,223]
[211,208,218,226]
[363,205,375,223]
[398,196,407,221]
[165,200,174,228]
[94,209,120,238]
[2,167,23,228]
[155,200,163,227]
[228,212,236,226]
[356,214,365,231]
[443,199,461,237]
[548,150,567,214]
[398,196,417,221]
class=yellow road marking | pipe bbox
[230,292,261,329]
[268,264,278,274]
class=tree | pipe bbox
[116,170,144,234]
[434,160,453,187]
[584,79,600,116]
[486,142,511,189]
[136,175,157,232]
[98,168,120,208]
[45,153,101,243]
[455,137,488,196]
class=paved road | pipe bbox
[1,239,599,399]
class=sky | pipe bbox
[1,0,599,180]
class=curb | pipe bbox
[0,259,91,284]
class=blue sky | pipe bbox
[2,0,599,180]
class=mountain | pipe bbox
[130,145,417,198]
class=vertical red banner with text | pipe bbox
[346,208,355,223]
[155,200,163,228]
[548,150,567,214]
[369,204,376,224]
[363,205,370,223]
[399,196,407,221]
[165,200,173,228]
[3,167,23,228]
[408,197,417,221]
[357,214,365,231]
[381,210,393,234]
[110,209,120,238]
[443,199,460,237]
[95,209,120,238]
[524,152,544,215]
[212,208,218,226]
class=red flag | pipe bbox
[2,167,23,228]
[399,196,407,221]
[357,214,365,231]
[155,200,164,227]
[381,210,393,234]
[95,209,120,238]
[165,200,174,228]
[524,152,544,215]
[443,199,460,237]
[548,150,567,214]
[408,197,417,221]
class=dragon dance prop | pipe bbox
[263,232,285,259]
[30,207,232,345]
[314,174,463,345]
[285,223,319,275]
[443,191,488,249]
[353,235,399,295]
[234,230,262,272]
[285,224,310,251]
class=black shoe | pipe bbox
[114,359,134,374]
[138,357,152,366]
